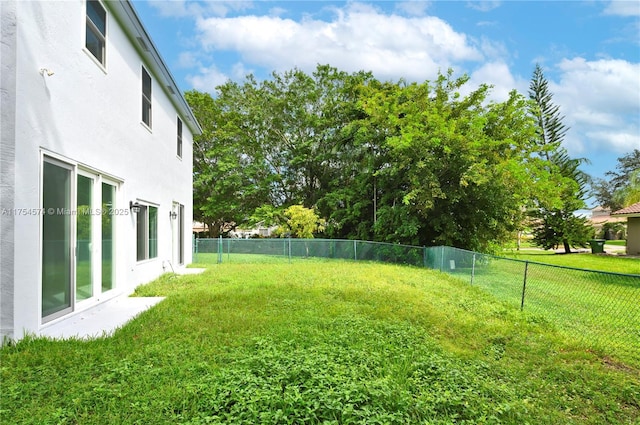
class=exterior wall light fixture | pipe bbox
[129,201,141,214]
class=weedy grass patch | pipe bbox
[1,261,638,424]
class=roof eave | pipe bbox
[106,0,202,136]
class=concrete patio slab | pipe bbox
[36,267,208,341]
[39,296,165,340]
[176,267,207,275]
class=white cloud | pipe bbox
[186,65,229,92]
[149,0,254,18]
[177,51,200,69]
[268,7,288,17]
[478,36,508,60]
[147,0,203,18]
[230,62,252,81]
[395,1,432,17]
[603,0,640,17]
[192,2,483,82]
[466,1,502,12]
[467,61,520,102]
[555,58,640,114]
[551,58,640,155]
[476,20,498,27]
[585,130,639,152]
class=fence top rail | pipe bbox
[196,237,425,251]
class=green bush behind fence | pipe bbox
[193,238,640,364]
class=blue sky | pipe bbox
[133,1,639,205]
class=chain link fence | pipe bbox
[193,238,639,363]
[194,238,426,266]
[425,246,639,364]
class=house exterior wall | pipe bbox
[0,0,18,340]
[1,0,197,340]
[627,217,640,255]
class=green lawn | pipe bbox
[606,240,627,246]
[2,260,639,424]
[502,251,639,275]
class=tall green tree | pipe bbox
[360,70,541,251]
[185,89,271,237]
[592,149,640,211]
[528,65,593,253]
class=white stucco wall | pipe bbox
[627,217,640,256]
[4,0,195,339]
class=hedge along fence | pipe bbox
[193,238,640,364]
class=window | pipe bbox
[136,204,158,261]
[142,67,152,128]
[85,0,106,65]
[177,117,183,158]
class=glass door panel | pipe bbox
[149,206,158,258]
[101,182,115,292]
[42,160,72,319]
[76,175,93,301]
[178,204,184,265]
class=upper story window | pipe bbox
[177,117,183,158]
[85,0,106,65]
[142,66,152,128]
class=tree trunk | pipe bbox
[562,239,572,254]
[207,222,222,238]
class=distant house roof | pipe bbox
[611,202,640,217]
[587,205,626,225]
[107,1,202,136]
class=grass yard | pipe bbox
[503,251,640,275]
[2,260,639,424]
[606,240,627,246]
[450,256,640,364]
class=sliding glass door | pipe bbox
[42,159,73,319]
[42,156,118,322]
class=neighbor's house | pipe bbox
[0,0,201,341]
[611,202,640,256]
[589,206,626,239]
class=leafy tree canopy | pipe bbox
[274,205,327,238]
[527,64,592,253]
[592,149,640,211]
[186,64,584,253]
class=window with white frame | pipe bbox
[136,204,158,261]
[85,0,106,65]
[142,67,152,128]
[177,117,183,158]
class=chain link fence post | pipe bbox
[520,260,529,311]
[471,253,476,285]
[354,240,358,261]
[423,246,427,268]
